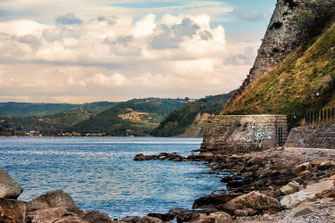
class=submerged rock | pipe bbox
[0,168,23,199]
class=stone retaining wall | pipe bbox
[200,115,288,154]
[285,125,335,149]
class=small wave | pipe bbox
[3,150,115,157]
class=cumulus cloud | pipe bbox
[0,13,260,102]
[56,13,82,25]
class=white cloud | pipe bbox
[0,13,260,102]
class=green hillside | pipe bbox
[69,98,188,136]
[151,91,235,137]
[0,102,117,135]
[0,102,78,117]
[0,101,117,118]
[223,23,335,122]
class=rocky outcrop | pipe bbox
[285,125,335,149]
[0,168,23,199]
[228,0,335,104]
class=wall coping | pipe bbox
[211,115,287,118]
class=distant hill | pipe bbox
[0,101,117,118]
[222,23,335,122]
[0,102,118,135]
[151,91,235,137]
[0,102,78,118]
[69,98,188,136]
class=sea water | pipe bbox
[0,137,224,219]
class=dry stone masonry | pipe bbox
[200,115,288,154]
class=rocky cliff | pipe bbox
[229,0,335,104]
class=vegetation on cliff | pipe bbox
[69,98,188,136]
[151,92,234,137]
[223,23,335,121]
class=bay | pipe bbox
[0,137,224,219]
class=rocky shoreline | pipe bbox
[2,147,335,222]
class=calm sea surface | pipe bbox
[0,137,225,219]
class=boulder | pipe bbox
[27,190,82,214]
[280,191,316,209]
[293,162,312,176]
[281,180,334,208]
[0,198,27,223]
[124,216,163,223]
[191,212,232,223]
[82,211,114,223]
[192,193,241,209]
[222,191,280,213]
[280,181,300,195]
[134,154,147,161]
[26,207,67,223]
[285,202,314,218]
[0,169,23,199]
[53,216,89,223]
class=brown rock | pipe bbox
[293,162,313,176]
[223,191,280,214]
[191,212,232,223]
[26,207,67,223]
[126,216,163,223]
[27,190,81,214]
[134,154,146,161]
[82,211,114,223]
[192,193,241,209]
[280,181,300,195]
[0,198,27,223]
[285,202,314,218]
[0,168,23,199]
[53,216,89,223]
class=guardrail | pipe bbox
[304,108,335,125]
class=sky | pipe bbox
[0,0,276,103]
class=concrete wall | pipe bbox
[285,125,335,149]
[200,115,288,154]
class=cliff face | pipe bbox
[231,0,335,102]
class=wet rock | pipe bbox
[0,168,23,199]
[191,212,232,223]
[193,193,241,209]
[222,191,280,214]
[134,154,147,161]
[0,198,27,223]
[280,181,300,195]
[27,190,82,214]
[293,162,313,176]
